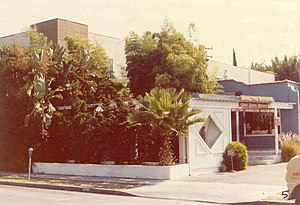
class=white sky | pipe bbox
[0,0,300,67]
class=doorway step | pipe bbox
[248,149,282,166]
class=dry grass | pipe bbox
[0,175,141,189]
[262,192,288,201]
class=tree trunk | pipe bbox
[158,135,175,166]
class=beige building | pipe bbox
[0,18,125,78]
[208,60,275,84]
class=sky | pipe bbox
[0,0,300,68]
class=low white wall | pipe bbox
[33,162,189,180]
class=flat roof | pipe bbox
[219,79,299,86]
[192,93,240,102]
[193,93,294,109]
[33,18,88,27]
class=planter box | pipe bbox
[33,162,189,180]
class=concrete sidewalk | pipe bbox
[127,180,290,204]
[0,163,295,205]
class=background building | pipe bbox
[0,18,125,78]
[208,60,275,84]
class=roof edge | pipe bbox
[219,79,299,86]
[32,18,88,27]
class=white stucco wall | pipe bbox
[33,162,189,180]
[208,60,275,84]
[187,99,239,174]
[0,33,29,45]
[88,32,125,78]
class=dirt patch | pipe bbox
[0,175,142,189]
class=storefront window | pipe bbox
[245,112,274,135]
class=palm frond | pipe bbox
[128,87,203,140]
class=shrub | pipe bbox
[222,142,248,171]
[281,141,300,162]
[279,132,300,162]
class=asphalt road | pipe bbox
[0,185,221,205]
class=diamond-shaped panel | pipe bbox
[198,115,222,148]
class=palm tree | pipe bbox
[128,87,203,165]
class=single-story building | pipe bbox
[179,93,294,174]
[220,79,300,136]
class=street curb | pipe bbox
[0,181,137,197]
[233,200,294,205]
[0,181,294,205]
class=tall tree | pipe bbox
[272,55,299,82]
[125,20,218,96]
[233,49,237,66]
[250,61,272,73]
[251,55,299,82]
[0,43,35,171]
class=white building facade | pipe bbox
[208,60,275,84]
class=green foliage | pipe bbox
[128,87,203,165]
[0,28,135,170]
[0,25,213,170]
[64,36,110,76]
[281,141,300,162]
[251,55,299,82]
[125,20,218,96]
[272,55,299,82]
[46,36,135,164]
[0,43,38,171]
[222,142,248,171]
[250,61,273,73]
[25,25,52,54]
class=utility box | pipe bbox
[286,154,300,203]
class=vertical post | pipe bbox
[278,109,281,133]
[243,111,246,136]
[236,111,240,142]
[297,62,300,83]
[228,149,235,172]
[28,148,33,181]
[274,108,279,155]
[179,136,186,163]
[28,158,32,180]
[187,132,192,176]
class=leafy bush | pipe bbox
[281,141,300,162]
[279,132,300,162]
[222,142,248,171]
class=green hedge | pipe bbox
[222,142,248,171]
